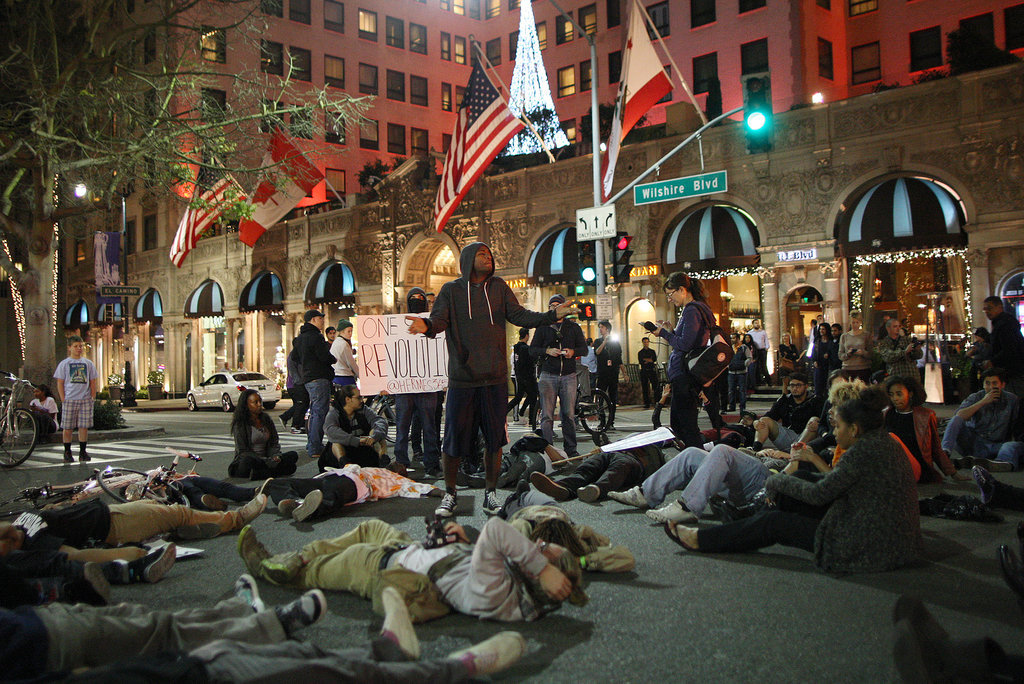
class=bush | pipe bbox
[135,387,149,400]
[93,399,127,430]
[147,369,165,385]
[96,389,110,400]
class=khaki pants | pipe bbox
[107,501,238,544]
[296,520,412,599]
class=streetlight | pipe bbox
[73,183,88,198]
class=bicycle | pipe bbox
[576,387,611,437]
[0,371,39,468]
[0,468,154,517]
[96,448,202,505]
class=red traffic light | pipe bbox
[578,302,597,320]
[615,235,633,251]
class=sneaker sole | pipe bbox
[293,491,323,522]
[143,544,177,583]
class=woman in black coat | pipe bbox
[229,389,299,479]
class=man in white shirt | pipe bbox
[746,319,770,386]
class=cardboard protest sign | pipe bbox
[357,314,449,395]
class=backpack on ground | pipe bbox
[686,303,734,388]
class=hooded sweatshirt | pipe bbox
[423,242,557,388]
[990,310,1024,380]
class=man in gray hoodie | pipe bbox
[407,242,576,517]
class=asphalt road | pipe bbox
[3,401,1023,682]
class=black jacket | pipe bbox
[530,319,588,376]
[766,393,826,433]
[990,311,1024,379]
[293,322,336,384]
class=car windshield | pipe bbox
[234,373,270,382]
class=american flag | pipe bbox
[169,165,243,267]
[433,62,523,233]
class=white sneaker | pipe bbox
[645,501,698,524]
[292,489,323,522]
[435,492,457,518]
[607,486,649,509]
[577,484,601,503]
[449,631,528,677]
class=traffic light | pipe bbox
[577,240,596,284]
[608,232,634,283]
[741,72,773,154]
[578,301,597,320]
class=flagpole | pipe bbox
[470,38,556,164]
[635,0,707,126]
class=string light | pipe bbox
[2,238,26,359]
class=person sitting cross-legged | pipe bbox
[529,444,670,503]
[319,385,389,471]
[752,372,825,452]
[941,367,1024,472]
[229,389,299,480]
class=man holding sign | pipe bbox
[406,242,576,518]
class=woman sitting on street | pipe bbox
[883,375,968,484]
[664,386,923,574]
[229,389,299,480]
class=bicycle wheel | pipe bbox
[579,390,610,436]
[95,468,148,503]
[0,408,39,468]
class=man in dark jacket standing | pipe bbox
[531,294,588,460]
[595,320,623,429]
[406,242,575,518]
[982,295,1024,397]
[293,310,336,459]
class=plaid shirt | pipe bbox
[877,333,922,380]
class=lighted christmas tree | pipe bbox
[504,0,570,155]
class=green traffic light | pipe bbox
[746,112,767,131]
[581,267,596,283]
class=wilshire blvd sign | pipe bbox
[633,170,727,206]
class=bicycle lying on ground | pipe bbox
[0,371,39,468]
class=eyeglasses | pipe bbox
[788,382,806,388]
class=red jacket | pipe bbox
[883,406,955,482]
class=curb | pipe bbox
[40,426,166,444]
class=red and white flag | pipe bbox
[433,62,524,233]
[169,167,244,268]
[601,0,673,201]
[239,128,325,246]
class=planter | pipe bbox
[147,384,165,400]
[108,386,122,402]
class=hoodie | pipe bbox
[990,310,1024,379]
[294,322,336,384]
[423,242,557,388]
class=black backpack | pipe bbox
[685,303,734,387]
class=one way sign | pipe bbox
[575,206,616,241]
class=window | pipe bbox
[441,0,450,10]
[359,63,378,95]
[324,54,344,88]
[536,22,547,49]
[454,36,467,64]
[817,0,830,8]
[557,65,576,97]
[486,38,501,65]
[290,108,312,139]
[556,14,574,44]
[325,113,345,144]
[740,38,769,74]
[468,0,480,19]
[124,219,136,255]
[143,33,156,63]
[509,0,519,10]
[509,31,518,57]
[386,70,405,101]
[647,1,669,37]
[579,4,597,34]
[608,50,622,82]
[387,123,406,154]
[657,64,672,103]
[442,133,452,151]
[410,75,428,106]
[325,168,346,200]
[289,0,310,23]
[441,32,451,60]
[261,0,283,17]
[739,0,765,13]
[580,59,592,91]
[486,0,500,18]
[411,128,428,155]
[74,237,86,263]
[818,38,833,79]
[324,0,344,32]
[200,88,226,120]
[851,41,880,84]
[456,86,465,107]
[200,27,226,63]
[385,16,404,48]
[692,52,717,93]
[410,23,427,54]
[261,40,283,75]
[358,8,377,40]
[691,0,714,28]
[143,214,158,251]
[960,13,995,44]
[848,0,876,17]
[441,82,452,111]
[1007,4,1024,51]
[909,27,941,72]
[561,119,576,142]
[359,119,379,149]
[607,0,620,27]
[290,46,312,81]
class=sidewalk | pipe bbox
[40,424,165,444]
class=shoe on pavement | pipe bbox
[607,486,648,509]
[380,586,420,659]
[63,451,74,464]
[483,489,502,515]
[234,494,268,529]
[292,489,323,522]
[256,478,274,496]
[388,461,409,477]
[120,543,176,583]
[81,562,111,605]
[201,494,227,511]
[234,573,266,613]
[278,499,299,517]
[261,552,305,585]
[529,472,571,501]
[972,457,1013,473]
[424,467,444,479]
[435,492,458,518]
[274,589,327,637]
[290,427,304,434]
[79,451,91,463]
[237,525,272,576]
[449,631,528,677]
[972,465,996,505]
[577,484,601,503]
[645,500,698,524]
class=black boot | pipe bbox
[652,404,663,429]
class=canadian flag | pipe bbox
[601,1,672,201]
[239,128,325,247]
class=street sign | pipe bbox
[575,205,617,241]
[633,170,728,206]
[596,294,615,320]
[100,285,141,297]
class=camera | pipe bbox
[911,337,922,347]
[423,514,452,549]
[641,321,658,333]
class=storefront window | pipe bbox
[1000,271,1024,325]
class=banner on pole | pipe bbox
[94,232,121,305]
[357,315,449,395]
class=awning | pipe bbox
[305,261,356,305]
[94,301,124,326]
[528,224,579,285]
[183,279,224,319]
[63,299,91,329]
[134,288,163,324]
[663,204,760,270]
[239,271,284,312]
[836,176,966,256]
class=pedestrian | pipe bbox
[392,288,441,478]
[838,311,873,383]
[581,337,598,395]
[811,323,835,395]
[746,319,770,385]
[293,309,336,459]
[405,242,575,518]
[54,335,98,464]
[743,333,759,397]
[324,326,337,344]
[229,389,299,479]
[594,320,622,429]
[279,349,308,434]
[727,333,751,412]
[982,295,1024,397]
[330,319,358,386]
[778,333,799,379]
[878,318,922,382]
[532,294,588,460]
[507,328,539,430]
[637,336,660,409]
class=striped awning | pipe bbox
[134,288,163,324]
[95,301,124,326]
[528,224,579,285]
[63,299,91,329]
[663,204,760,270]
[239,271,284,312]
[183,279,224,319]
[305,261,356,305]
[836,176,966,256]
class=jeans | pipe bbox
[642,445,769,514]
[281,384,309,429]
[508,377,539,427]
[394,393,440,470]
[265,475,357,516]
[640,368,660,407]
[539,372,578,456]
[727,373,747,410]
[305,378,332,457]
[696,508,820,555]
[941,415,1024,470]
[669,377,702,448]
[597,368,618,426]
[178,476,255,510]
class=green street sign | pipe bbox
[633,170,728,206]
[100,285,141,297]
